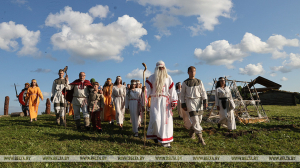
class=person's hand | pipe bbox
[16,95,19,98]
[217,106,220,110]
[65,75,69,81]
[98,90,103,94]
[142,86,146,92]
[183,107,187,111]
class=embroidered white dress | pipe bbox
[146,75,178,143]
[126,89,142,133]
[112,85,126,125]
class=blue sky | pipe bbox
[1,0,300,115]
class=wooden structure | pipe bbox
[243,76,281,93]
[206,78,269,125]
[46,98,51,114]
[4,96,9,115]
[259,90,297,106]
[244,76,297,106]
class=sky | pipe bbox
[1,0,300,115]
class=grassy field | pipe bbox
[0,105,300,167]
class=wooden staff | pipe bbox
[142,62,147,147]
[63,66,68,128]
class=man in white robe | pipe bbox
[181,66,207,145]
[51,69,69,126]
[145,61,178,148]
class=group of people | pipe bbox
[17,60,237,148]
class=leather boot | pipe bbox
[75,119,81,131]
[62,116,67,127]
[189,127,196,139]
[56,114,60,125]
[197,133,206,145]
[84,117,90,131]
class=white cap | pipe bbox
[156,60,165,68]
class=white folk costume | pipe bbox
[177,85,192,129]
[181,78,207,145]
[66,79,93,130]
[146,61,178,147]
[215,86,236,130]
[126,81,142,135]
[51,78,69,125]
[112,84,126,125]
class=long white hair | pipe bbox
[154,66,168,96]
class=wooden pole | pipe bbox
[142,63,147,147]
[4,96,9,115]
[46,98,51,114]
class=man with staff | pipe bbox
[144,60,178,148]
[51,68,69,126]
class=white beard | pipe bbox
[154,67,168,96]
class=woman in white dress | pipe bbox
[126,80,142,137]
[215,77,236,130]
[112,76,127,130]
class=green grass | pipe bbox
[0,105,300,167]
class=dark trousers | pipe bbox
[22,105,29,116]
[91,111,102,130]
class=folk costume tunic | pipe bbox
[146,75,178,143]
[176,89,183,118]
[88,91,104,130]
[103,84,116,122]
[66,79,93,120]
[215,86,236,130]
[126,89,142,133]
[181,78,207,134]
[112,85,126,125]
[51,78,69,117]
[25,87,43,119]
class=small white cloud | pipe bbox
[281,77,288,81]
[239,63,264,76]
[167,69,184,76]
[126,68,152,79]
[151,14,181,36]
[154,35,161,41]
[208,82,213,86]
[42,92,51,97]
[30,68,51,73]
[270,73,277,77]
[271,53,300,73]
[194,32,299,68]
[89,5,110,19]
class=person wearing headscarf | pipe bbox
[215,77,236,130]
[112,76,127,130]
[25,79,44,122]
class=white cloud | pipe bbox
[270,73,277,77]
[45,6,148,63]
[89,5,110,19]
[194,32,299,68]
[167,69,184,76]
[0,21,41,57]
[132,0,233,36]
[126,68,152,79]
[11,0,27,5]
[151,14,181,36]
[281,77,288,81]
[271,53,300,73]
[42,92,51,97]
[154,35,161,41]
[30,68,51,73]
[239,63,264,76]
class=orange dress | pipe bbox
[103,85,116,121]
[25,87,43,119]
[68,102,74,116]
